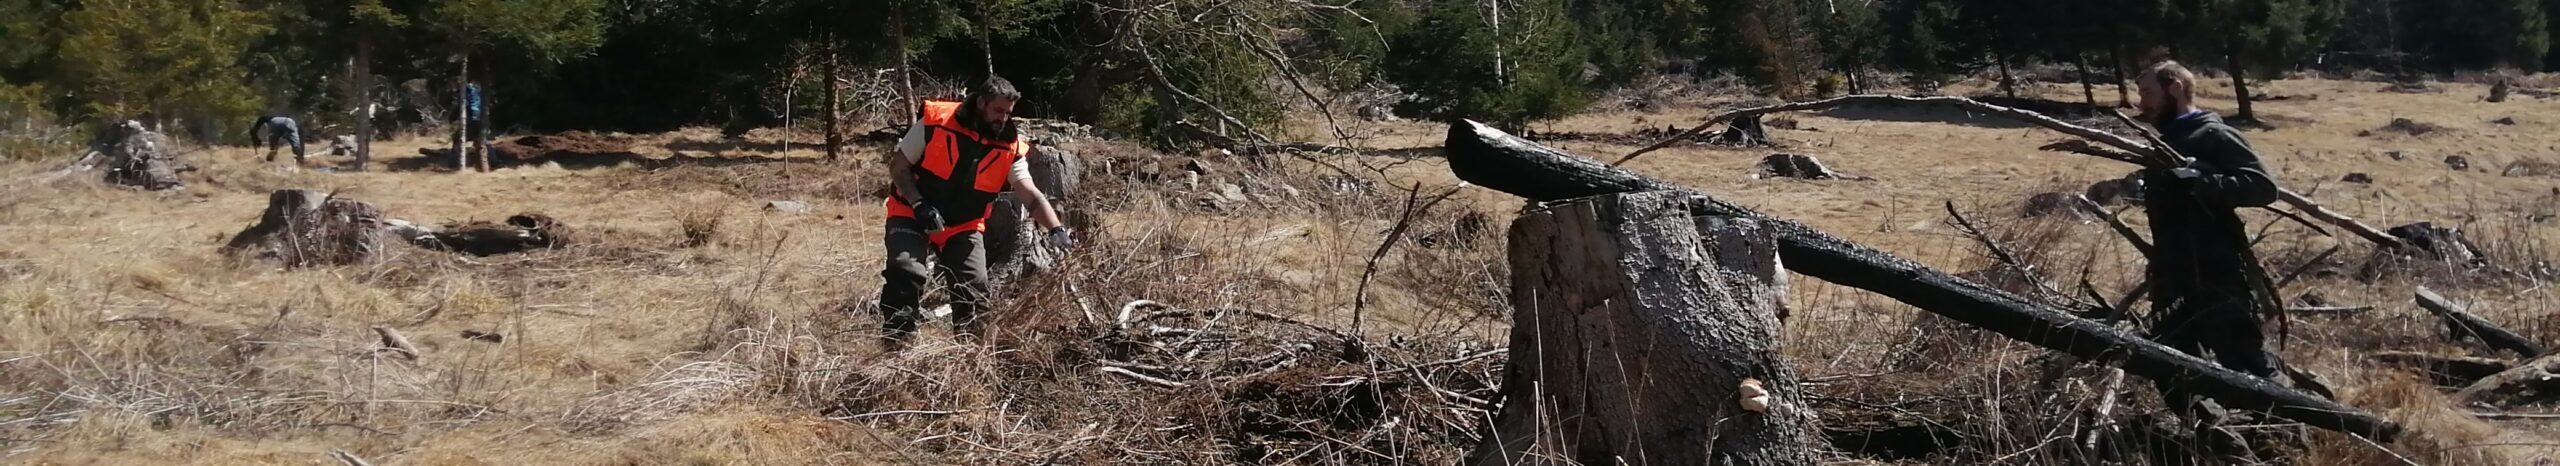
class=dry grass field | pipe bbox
[4,76,2558,464]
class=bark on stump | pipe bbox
[220,189,399,267]
[1470,191,1814,466]
[98,122,185,190]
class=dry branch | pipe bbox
[1443,119,2400,440]
[1617,94,2406,250]
[328,449,375,466]
[1100,366,1191,388]
[1946,201,2072,302]
[1615,95,2153,167]
[2072,195,2153,256]
[2414,287,2547,357]
[371,326,420,360]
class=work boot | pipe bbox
[949,303,986,342]
[879,303,920,352]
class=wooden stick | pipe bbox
[2467,411,2560,420]
[2274,246,2343,289]
[371,326,419,361]
[2415,287,2547,357]
[2072,195,2153,256]
[1945,201,2071,302]
[834,409,970,421]
[1100,366,1190,388]
[328,449,375,466]
[1620,94,2407,250]
[1616,95,2154,167]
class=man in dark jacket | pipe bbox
[248,115,305,162]
[2137,61,2284,429]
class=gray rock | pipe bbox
[763,200,812,214]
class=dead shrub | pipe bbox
[675,204,725,248]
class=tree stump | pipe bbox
[1470,191,1814,466]
[97,121,185,190]
[985,146,1084,285]
[220,190,400,267]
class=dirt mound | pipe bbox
[491,131,640,166]
[2363,118,2446,138]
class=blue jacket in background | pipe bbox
[465,84,484,120]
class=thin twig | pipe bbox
[1352,183,1461,337]
[1100,366,1190,388]
[2071,195,2153,256]
[2469,411,2560,420]
[833,409,971,421]
[2274,245,2343,289]
[2345,433,2426,466]
[1944,201,2073,303]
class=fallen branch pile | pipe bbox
[838,296,1506,464]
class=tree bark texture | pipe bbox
[1442,119,2400,441]
[2458,352,2560,409]
[355,36,373,171]
[1470,190,1814,466]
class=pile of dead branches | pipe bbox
[832,293,1503,464]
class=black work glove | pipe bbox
[908,198,947,231]
[1047,226,1077,250]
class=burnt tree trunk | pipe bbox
[825,41,842,162]
[2225,44,2256,123]
[2109,30,2132,108]
[1471,191,1814,466]
[1442,119,2400,441]
[2416,287,2547,357]
[354,35,373,171]
[2077,54,2101,114]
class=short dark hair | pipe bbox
[970,76,1021,101]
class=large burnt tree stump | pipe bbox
[1471,191,1815,466]
[220,189,400,267]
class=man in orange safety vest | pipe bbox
[879,76,1072,349]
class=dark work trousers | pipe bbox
[2149,290,2279,427]
[878,216,989,345]
[449,118,491,169]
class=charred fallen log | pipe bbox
[1443,119,2399,441]
[2415,287,2547,358]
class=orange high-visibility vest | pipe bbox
[887,99,1027,246]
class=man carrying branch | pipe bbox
[2135,60,2286,432]
[877,76,1075,350]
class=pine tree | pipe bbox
[1382,0,1589,130]
[55,0,271,138]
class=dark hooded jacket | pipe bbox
[2143,110,2281,375]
